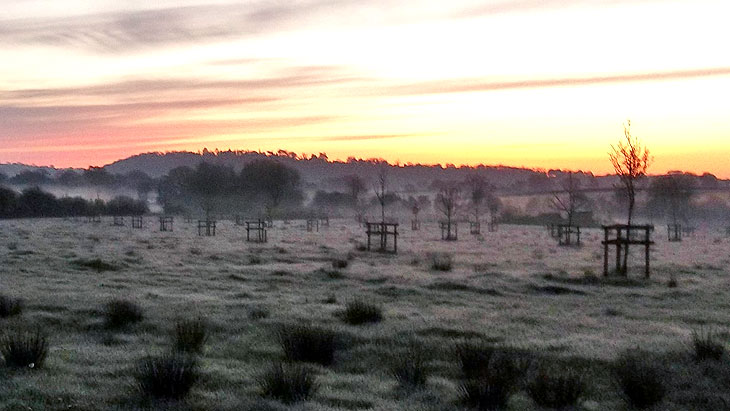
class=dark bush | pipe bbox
[136,354,199,399]
[391,341,429,388]
[455,342,495,380]
[331,259,348,269]
[458,350,527,410]
[0,329,48,369]
[174,318,208,354]
[248,306,270,320]
[430,252,453,271]
[613,350,665,409]
[260,362,318,404]
[342,299,383,325]
[0,295,23,318]
[526,365,585,408]
[278,325,336,366]
[104,299,143,329]
[692,329,724,361]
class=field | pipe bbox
[2,217,730,410]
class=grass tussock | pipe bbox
[278,324,337,366]
[429,252,453,271]
[136,353,199,399]
[104,299,143,329]
[0,329,48,369]
[458,350,528,410]
[248,306,270,320]
[259,362,318,404]
[692,328,724,361]
[0,295,23,318]
[342,299,383,325]
[174,318,208,354]
[331,259,348,269]
[72,258,119,272]
[455,341,495,380]
[613,350,666,409]
[390,341,429,389]
[526,365,585,408]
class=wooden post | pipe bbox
[603,228,609,276]
[644,227,651,278]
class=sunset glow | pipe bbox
[2,0,730,175]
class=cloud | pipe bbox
[0,0,369,53]
[385,67,730,96]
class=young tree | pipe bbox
[464,174,486,225]
[609,120,652,226]
[344,174,366,222]
[648,174,695,226]
[435,183,460,240]
[373,164,389,223]
[551,172,588,227]
[609,120,652,274]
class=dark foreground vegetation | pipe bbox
[0,186,147,218]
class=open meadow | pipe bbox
[2,217,730,410]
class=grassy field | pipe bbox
[1,217,730,410]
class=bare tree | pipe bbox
[436,183,460,240]
[551,172,588,227]
[609,120,652,274]
[344,174,365,222]
[373,164,388,223]
[464,174,486,224]
[609,120,652,226]
[648,174,695,226]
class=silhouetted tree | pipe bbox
[107,195,148,216]
[609,120,652,227]
[648,174,695,225]
[240,159,302,219]
[10,170,52,186]
[344,174,366,221]
[551,172,588,227]
[16,187,58,217]
[464,174,486,224]
[435,183,460,240]
[0,186,17,217]
[373,164,389,223]
[83,167,116,187]
[609,120,652,274]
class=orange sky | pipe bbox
[1,0,730,176]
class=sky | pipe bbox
[1,0,730,176]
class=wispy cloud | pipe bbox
[385,67,730,96]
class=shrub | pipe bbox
[260,362,318,404]
[613,351,665,409]
[0,329,48,369]
[278,325,336,366]
[174,318,208,354]
[391,341,429,388]
[136,353,199,399]
[0,295,23,318]
[458,351,526,410]
[455,342,495,380]
[331,259,348,269]
[667,275,678,288]
[342,299,383,325]
[692,328,724,361]
[248,306,270,320]
[526,365,584,408]
[104,299,143,329]
[430,252,453,271]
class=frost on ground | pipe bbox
[1,218,729,410]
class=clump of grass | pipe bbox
[259,362,318,404]
[72,258,119,272]
[331,259,348,269]
[136,353,199,399]
[526,365,585,408]
[458,350,527,410]
[0,329,48,369]
[668,274,678,288]
[0,295,23,318]
[278,325,337,366]
[173,318,208,354]
[429,252,453,271]
[613,350,666,409]
[322,294,337,304]
[104,298,143,329]
[249,255,262,264]
[391,341,429,389]
[692,328,724,361]
[342,299,383,325]
[248,306,270,320]
[455,341,495,380]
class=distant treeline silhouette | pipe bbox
[0,186,148,219]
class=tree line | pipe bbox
[0,186,148,219]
